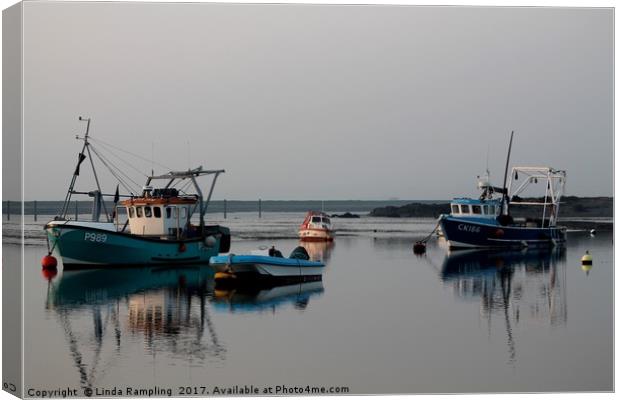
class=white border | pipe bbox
[0,2,615,400]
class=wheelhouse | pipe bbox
[121,190,197,238]
[301,212,332,230]
[449,198,501,219]
[116,167,225,239]
[310,215,331,227]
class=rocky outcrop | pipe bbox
[369,203,450,218]
[330,212,360,218]
[370,197,613,219]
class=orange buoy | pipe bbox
[214,271,236,280]
[41,254,57,270]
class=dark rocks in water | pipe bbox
[369,196,613,219]
[369,203,450,218]
[330,212,360,218]
[516,196,612,218]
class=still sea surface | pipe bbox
[4,210,613,395]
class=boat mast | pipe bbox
[499,131,514,217]
[84,133,110,222]
[59,117,111,222]
[59,117,91,219]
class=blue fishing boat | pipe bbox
[439,132,567,249]
[45,117,230,269]
[210,246,325,281]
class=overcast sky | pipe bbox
[20,3,612,200]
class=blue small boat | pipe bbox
[439,132,567,249]
[210,246,325,281]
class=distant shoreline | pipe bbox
[3,197,613,220]
[3,199,443,216]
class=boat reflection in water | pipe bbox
[45,265,324,391]
[213,280,324,313]
[300,240,334,263]
[439,247,567,363]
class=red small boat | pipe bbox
[298,211,334,242]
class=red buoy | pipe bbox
[41,268,58,281]
[41,254,58,270]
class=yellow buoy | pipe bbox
[581,263,593,275]
[581,251,593,266]
[214,271,236,280]
[214,289,233,299]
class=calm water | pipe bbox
[6,212,613,395]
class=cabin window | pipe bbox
[182,207,188,218]
[311,216,321,223]
[489,205,496,215]
[144,206,152,218]
[323,217,331,224]
[451,205,459,214]
[472,205,482,214]
[482,205,489,215]
[166,207,172,219]
[154,206,161,218]
[128,207,135,218]
[460,204,471,214]
[136,206,143,218]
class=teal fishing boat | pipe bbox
[45,117,230,269]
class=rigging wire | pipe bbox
[177,179,194,194]
[89,144,143,189]
[91,140,150,179]
[89,149,137,195]
[89,145,139,195]
[90,136,173,171]
[93,150,141,194]
[89,144,139,188]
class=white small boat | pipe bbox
[298,211,334,242]
[209,246,324,282]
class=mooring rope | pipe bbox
[45,220,70,255]
[418,220,441,244]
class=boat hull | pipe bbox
[209,254,324,281]
[439,216,566,249]
[46,223,228,269]
[298,228,334,242]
